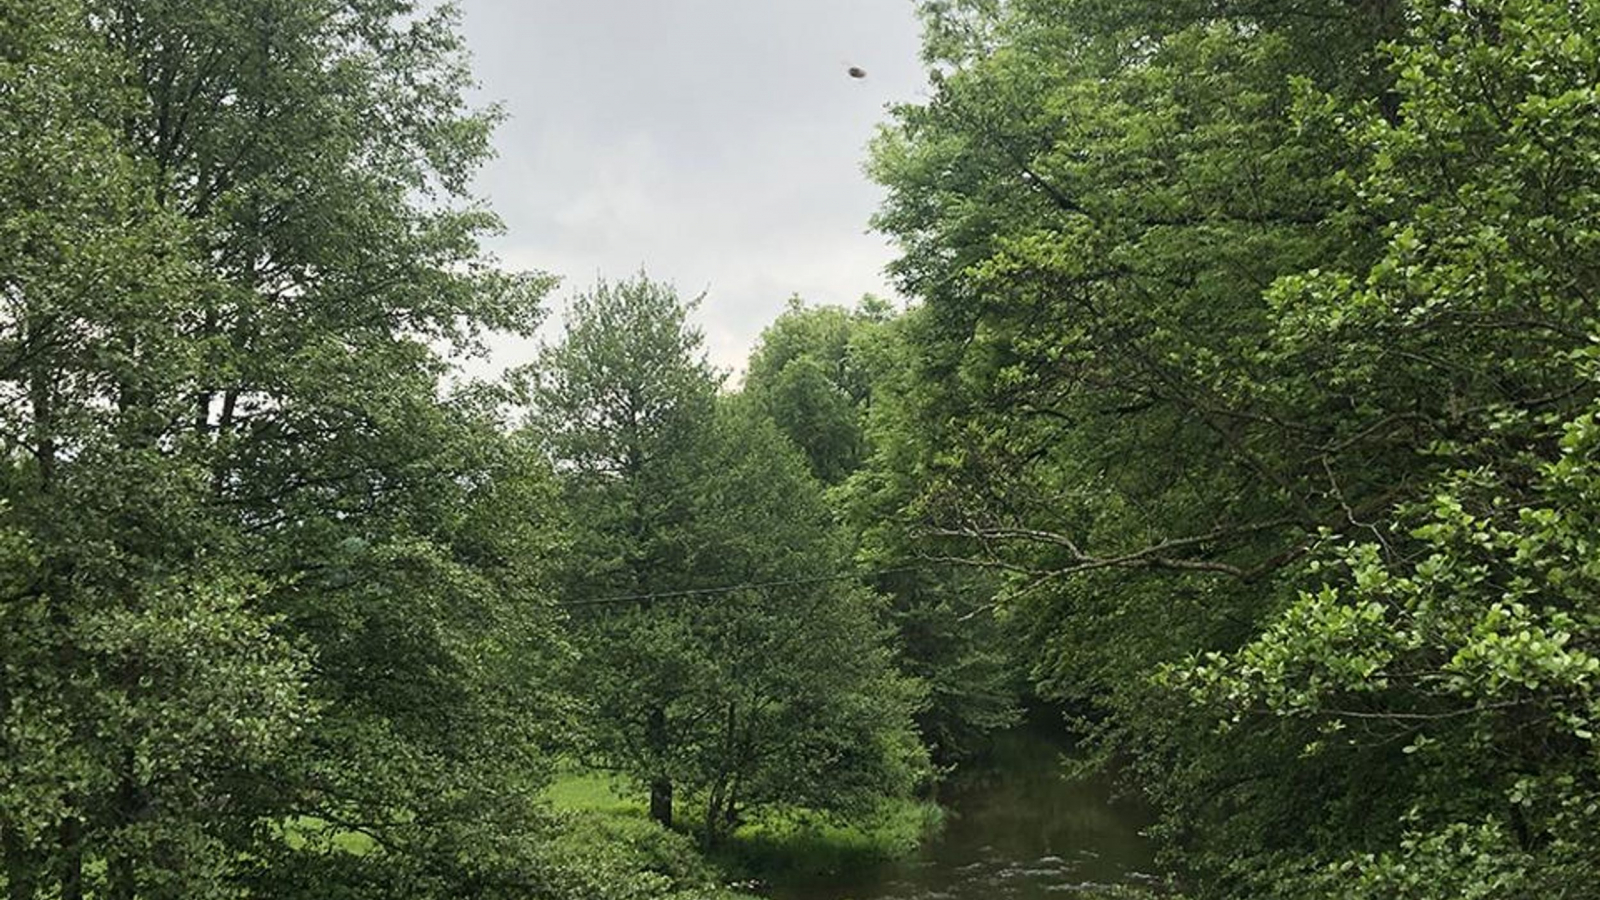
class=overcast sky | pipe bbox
[454,0,929,375]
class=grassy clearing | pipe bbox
[261,773,928,898]
[542,770,942,886]
[544,769,644,816]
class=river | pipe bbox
[769,722,1159,900]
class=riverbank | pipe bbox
[544,769,943,892]
[763,724,1159,900]
[546,721,1162,900]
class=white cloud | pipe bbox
[456,0,926,375]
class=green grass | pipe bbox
[542,769,942,885]
[257,772,925,899]
[543,769,644,816]
[280,816,378,855]
[712,798,942,883]
[276,770,938,886]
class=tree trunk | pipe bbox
[703,700,739,846]
[28,368,55,491]
[2,823,35,900]
[57,817,82,900]
[703,779,726,847]
[722,786,739,834]
[646,705,673,827]
[649,778,674,829]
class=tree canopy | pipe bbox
[6,0,1600,897]
[863,0,1600,895]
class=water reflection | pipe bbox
[770,723,1157,900]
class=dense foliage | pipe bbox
[744,301,1021,764]
[7,0,1599,897]
[527,276,927,845]
[866,0,1600,895]
[2,2,754,898]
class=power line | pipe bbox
[559,566,925,608]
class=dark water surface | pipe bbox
[771,724,1158,900]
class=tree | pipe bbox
[670,400,927,845]
[869,0,1600,894]
[1178,388,1600,898]
[743,296,891,485]
[744,299,1021,764]
[1,3,311,896]
[527,274,719,829]
[1,1,569,897]
[1159,2,1600,894]
[530,276,927,842]
[825,310,1024,763]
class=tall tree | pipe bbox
[744,296,890,485]
[745,302,1022,762]
[530,276,927,840]
[1161,2,1600,894]
[671,399,927,846]
[870,0,1600,894]
[1,3,310,896]
[837,309,1023,764]
[1,1,568,897]
[527,274,719,828]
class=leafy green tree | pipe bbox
[0,3,310,896]
[1178,387,1600,898]
[744,299,1021,764]
[527,274,720,828]
[1156,2,1600,894]
[530,276,928,842]
[744,297,892,485]
[672,400,927,845]
[870,0,1600,893]
[2,1,570,897]
[829,310,1023,763]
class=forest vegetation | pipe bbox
[2,0,1598,898]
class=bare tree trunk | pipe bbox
[722,784,739,834]
[704,700,740,846]
[703,780,725,847]
[28,369,55,491]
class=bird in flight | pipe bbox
[847,66,867,79]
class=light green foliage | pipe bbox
[744,297,892,485]
[825,310,1023,763]
[671,402,930,834]
[1179,392,1600,897]
[711,796,942,885]
[12,0,1599,895]
[539,812,759,900]
[525,274,720,830]
[866,0,1386,732]
[1,2,311,896]
[1160,2,1600,892]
